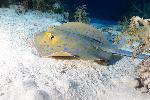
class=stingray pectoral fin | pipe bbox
[97,48,122,65]
[47,51,80,60]
[48,51,74,57]
[98,51,113,61]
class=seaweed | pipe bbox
[9,0,65,14]
[115,16,150,58]
[74,5,90,24]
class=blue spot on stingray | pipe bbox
[64,44,67,46]
[64,48,68,51]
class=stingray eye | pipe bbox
[50,35,54,40]
[46,32,55,40]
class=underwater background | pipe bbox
[0,0,150,100]
[0,0,150,21]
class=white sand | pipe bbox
[0,8,149,100]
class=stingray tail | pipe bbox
[97,47,149,65]
[111,49,149,59]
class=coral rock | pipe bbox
[135,57,150,93]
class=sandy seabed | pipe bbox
[0,8,150,100]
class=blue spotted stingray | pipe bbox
[34,22,149,62]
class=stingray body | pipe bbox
[34,22,114,61]
[34,22,149,62]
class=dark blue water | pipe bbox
[62,0,150,20]
[1,0,150,21]
[87,0,130,20]
[62,0,131,21]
